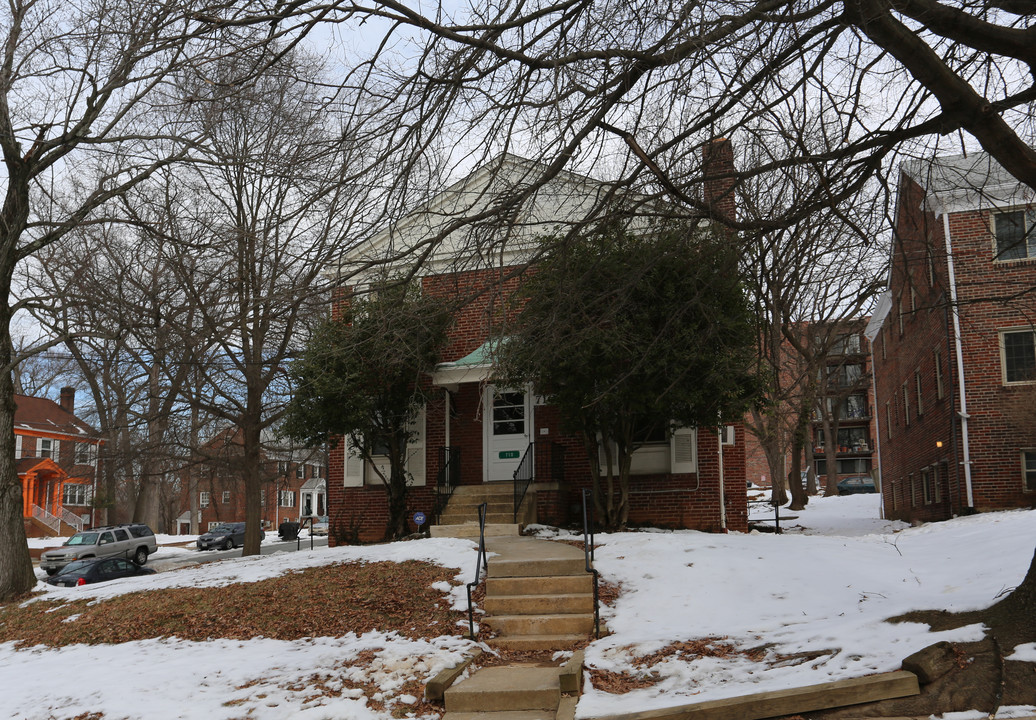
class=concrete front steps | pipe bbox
[482,536,596,651]
[441,657,583,720]
[430,483,534,539]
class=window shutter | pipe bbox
[343,435,364,487]
[670,426,697,474]
[406,406,426,486]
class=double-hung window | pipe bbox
[279,490,295,508]
[1001,329,1036,384]
[994,210,1036,261]
[1024,451,1036,492]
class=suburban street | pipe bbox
[148,537,330,572]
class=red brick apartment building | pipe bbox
[868,152,1036,522]
[743,322,878,490]
[18,388,105,537]
[328,144,749,543]
[176,428,326,534]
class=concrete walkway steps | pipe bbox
[430,484,531,539]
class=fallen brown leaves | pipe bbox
[588,638,765,695]
[0,561,464,648]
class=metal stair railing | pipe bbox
[512,440,565,522]
[433,446,461,525]
[61,508,85,532]
[466,502,488,640]
[31,504,61,534]
[581,488,601,639]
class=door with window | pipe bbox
[484,386,532,482]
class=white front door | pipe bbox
[484,386,532,482]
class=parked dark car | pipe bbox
[45,557,156,587]
[197,522,264,550]
[837,475,877,495]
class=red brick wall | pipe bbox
[324,263,749,539]
[875,172,1036,522]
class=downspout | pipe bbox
[717,427,727,532]
[868,344,884,519]
[942,212,975,509]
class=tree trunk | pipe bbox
[0,310,37,600]
[788,398,811,511]
[240,389,265,556]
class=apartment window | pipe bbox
[222,491,231,504]
[63,483,91,506]
[39,438,53,459]
[881,329,887,360]
[915,368,924,416]
[926,246,936,286]
[898,300,904,335]
[278,461,288,475]
[816,427,870,452]
[934,350,945,400]
[994,210,1036,261]
[1024,451,1036,492]
[14,435,21,459]
[921,468,932,504]
[1001,329,1036,384]
[200,491,210,508]
[296,464,305,479]
[934,463,944,503]
[910,286,917,313]
[885,402,892,439]
[902,382,910,425]
[208,521,223,531]
[832,333,861,354]
[279,490,295,507]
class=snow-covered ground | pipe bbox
[4,495,1036,720]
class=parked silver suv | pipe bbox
[39,524,158,576]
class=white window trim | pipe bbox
[63,483,91,506]
[999,327,1036,385]
[992,208,1036,262]
[279,490,296,508]
[1023,449,1036,493]
[200,491,210,508]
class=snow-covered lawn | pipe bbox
[5,495,1036,720]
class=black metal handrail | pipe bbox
[581,488,600,639]
[466,502,488,640]
[512,440,566,522]
[434,446,461,525]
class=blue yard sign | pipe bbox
[413,511,426,528]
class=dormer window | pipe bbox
[994,210,1036,261]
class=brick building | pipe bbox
[743,321,878,491]
[327,143,748,543]
[176,428,327,534]
[868,151,1036,522]
[18,387,105,537]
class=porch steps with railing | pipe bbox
[431,485,534,538]
[481,536,595,651]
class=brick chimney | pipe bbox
[702,138,736,223]
[59,386,75,414]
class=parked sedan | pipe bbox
[45,557,156,587]
[196,522,264,550]
[837,475,877,495]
